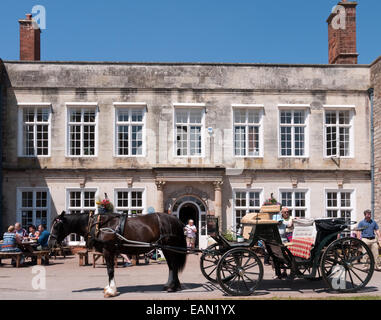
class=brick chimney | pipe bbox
[327,1,358,64]
[19,13,41,61]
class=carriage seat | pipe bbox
[287,220,317,260]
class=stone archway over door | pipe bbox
[172,196,208,249]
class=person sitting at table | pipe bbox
[35,224,50,250]
[28,225,37,239]
[15,222,27,238]
[1,225,25,266]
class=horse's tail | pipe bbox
[156,212,187,273]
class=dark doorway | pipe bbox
[179,203,199,248]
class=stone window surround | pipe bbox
[232,104,264,158]
[324,188,355,223]
[278,104,310,158]
[114,187,146,215]
[16,187,51,230]
[17,102,52,158]
[323,105,356,159]
[173,103,206,158]
[65,102,99,158]
[113,102,147,158]
[278,188,310,219]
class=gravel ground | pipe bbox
[0,253,380,300]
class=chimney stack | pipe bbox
[19,13,41,61]
[327,1,358,64]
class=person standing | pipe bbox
[184,219,197,253]
[357,209,381,271]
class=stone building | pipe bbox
[0,1,380,248]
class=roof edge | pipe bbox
[2,60,371,68]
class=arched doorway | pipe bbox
[179,203,199,248]
[172,195,208,249]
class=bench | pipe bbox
[77,250,89,266]
[51,246,71,259]
[91,252,128,268]
[27,251,50,265]
[0,252,23,267]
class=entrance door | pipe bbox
[177,201,208,249]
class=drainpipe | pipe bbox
[368,88,375,220]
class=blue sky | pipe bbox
[1,0,380,64]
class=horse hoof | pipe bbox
[167,287,176,292]
[162,285,169,291]
[104,291,119,298]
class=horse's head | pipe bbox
[48,211,70,248]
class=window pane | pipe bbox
[249,192,260,207]
[36,109,49,122]
[189,110,202,124]
[248,126,259,156]
[326,126,337,157]
[176,110,188,124]
[190,126,201,156]
[281,192,292,207]
[131,191,143,207]
[23,125,35,156]
[176,126,188,156]
[22,192,33,208]
[294,127,305,156]
[339,111,350,125]
[280,127,292,156]
[234,109,246,124]
[83,110,96,123]
[70,192,81,208]
[36,192,47,208]
[295,192,305,207]
[340,192,351,207]
[70,110,82,122]
[327,192,337,207]
[118,110,129,122]
[117,192,129,207]
[131,109,143,122]
[132,125,143,155]
[339,127,350,157]
[84,192,95,207]
[293,111,305,124]
[234,126,246,156]
[118,126,129,155]
[325,111,336,125]
[247,110,260,124]
[23,108,35,122]
[22,210,33,228]
[280,111,292,124]
[235,192,246,207]
[69,125,81,156]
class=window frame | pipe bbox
[324,189,355,222]
[278,105,310,158]
[173,104,206,158]
[323,106,355,159]
[17,103,52,158]
[16,187,51,230]
[65,187,98,246]
[65,102,99,158]
[232,188,264,230]
[278,188,310,219]
[114,188,146,215]
[113,103,147,158]
[232,105,264,158]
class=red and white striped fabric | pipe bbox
[288,237,315,260]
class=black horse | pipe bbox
[48,211,187,297]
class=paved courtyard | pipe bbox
[0,253,380,300]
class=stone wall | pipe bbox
[371,56,381,224]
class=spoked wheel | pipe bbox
[200,243,223,283]
[216,248,263,296]
[321,237,375,293]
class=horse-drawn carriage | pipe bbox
[48,209,375,297]
[200,214,375,296]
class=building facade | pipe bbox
[1,1,380,248]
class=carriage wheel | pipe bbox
[321,237,375,293]
[200,243,222,283]
[216,248,263,296]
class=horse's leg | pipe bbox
[103,249,118,298]
[162,250,181,292]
